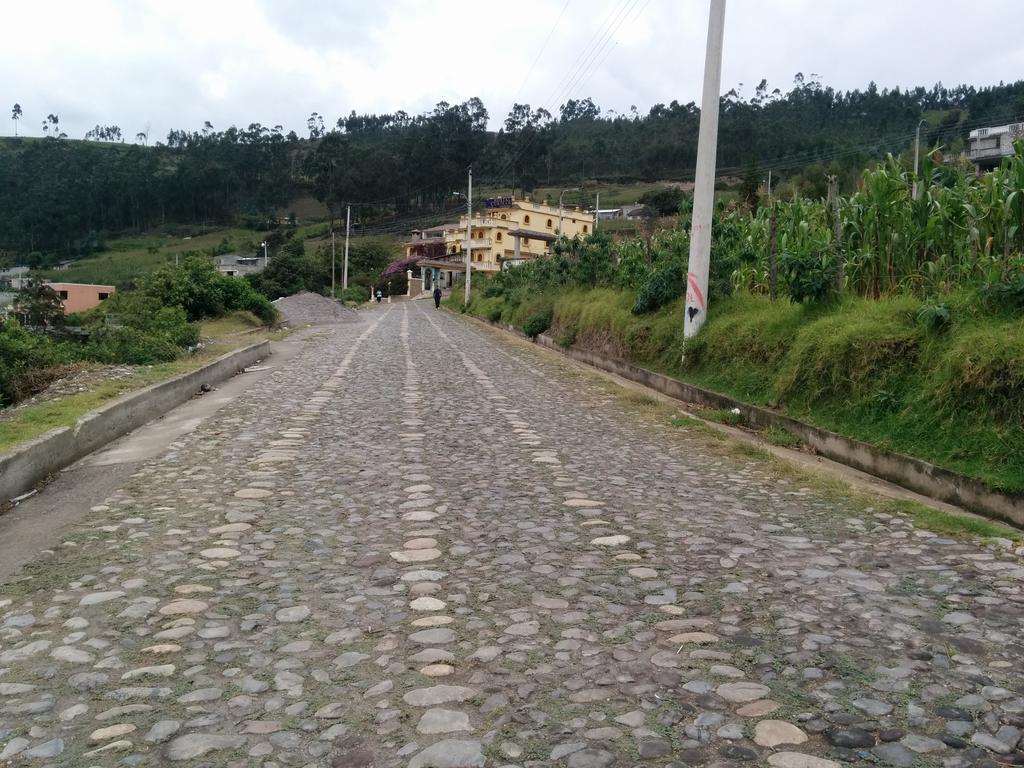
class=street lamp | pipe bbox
[559,188,580,235]
[260,241,269,269]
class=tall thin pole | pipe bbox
[464,167,473,304]
[343,205,350,289]
[331,230,336,298]
[594,193,599,232]
[912,118,925,200]
[683,0,726,341]
[766,169,772,199]
[559,191,565,235]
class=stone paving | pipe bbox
[0,303,1023,768]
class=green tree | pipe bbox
[11,103,22,136]
[13,279,65,327]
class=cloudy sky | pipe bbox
[3,0,1023,142]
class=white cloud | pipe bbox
[1,0,1021,142]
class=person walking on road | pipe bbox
[432,285,442,309]
[375,290,382,304]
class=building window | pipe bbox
[58,290,69,300]
[583,225,588,233]
[524,215,531,225]
[546,218,553,228]
[523,237,530,245]
[496,232,502,242]
[500,213,507,219]
[98,292,110,299]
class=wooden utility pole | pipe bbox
[828,174,843,289]
[768,202,778,301]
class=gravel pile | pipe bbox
[272,292,360,325]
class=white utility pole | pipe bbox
[683,0,726,340]
[343,205,351,289]
[594,193,600,232]
[464,167,473,305]
[766,169,772,199]
[912,118,926,200]
[261,241,269,270]
[331,230,336,298]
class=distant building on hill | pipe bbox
[215,254,264,277]
[968,122,1022,170]
[405,197,594,290]
[0,266,30,290]
[45,282,115,313]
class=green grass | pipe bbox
[465,282,1024,495]
[761,425,802,449]
[0,362,195,452]
[893,499,1021,540]
[34,228,262,287]
[702,407,746,426]
[0,323,274,453]
[669,415,702,428]
[198,311,264,338]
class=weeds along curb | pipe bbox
[455,311,1024,529]
[0,341,271,506]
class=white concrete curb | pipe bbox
[1,341,270,505]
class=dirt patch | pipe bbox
[273,292,360,325]
[572,326,629,361]
[1,364,136,415]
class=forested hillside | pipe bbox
[3,77,1024,264]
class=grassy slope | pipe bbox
[460,285,1024,494]
[0,313,272,453]
[34,228,261,287]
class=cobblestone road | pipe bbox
[1,303,1022,768]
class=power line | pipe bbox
[504,0,572,119]
[484,0,647,189]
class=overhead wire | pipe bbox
[504,0,572,119]
[481,0,647,190]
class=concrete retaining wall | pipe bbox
[1,341,270,504]
[467,315,1024,528]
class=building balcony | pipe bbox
[969,145,1015,161]
[459,217,505,228]
[969,144,1016,169]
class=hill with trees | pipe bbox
[2,77,1024,264]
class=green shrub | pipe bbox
[0,319,77,405]
[633,265,684,314]
[775,297,920,403]
[933,320,1024,422]
[979,264,1024,313]
[482,281,505,298]
[917,301,951,332]
[522,309,553,338]
[340,285,368,304]
[83,326,180,365]
[779,249,838,304]
[556,324,578,348]
[144,255,275,323]
[639,188,686,216]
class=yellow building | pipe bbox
[407,197,593,288]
